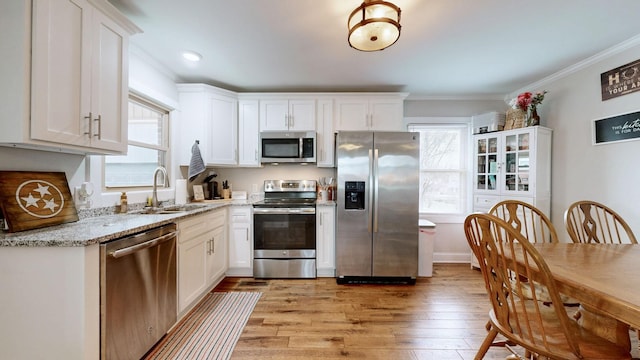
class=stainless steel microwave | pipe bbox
[260,131,316,164]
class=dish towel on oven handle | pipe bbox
[188,140,205,181]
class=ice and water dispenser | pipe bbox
[344,181,365,210]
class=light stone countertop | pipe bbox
[0,200,252,247]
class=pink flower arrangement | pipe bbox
[509,90,548,112]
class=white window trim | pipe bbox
[102,93,171,191]
[406,117,473,224]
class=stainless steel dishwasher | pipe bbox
[100,223,178,360]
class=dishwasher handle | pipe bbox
[109,231,178,258]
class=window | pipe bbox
[408,123,469,216]
[104,95,170,188]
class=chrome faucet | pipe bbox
[152,166,169,208]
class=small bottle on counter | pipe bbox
[120,192,128,213]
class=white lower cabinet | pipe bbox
[207,220,227,283]
[177,209,227,315]
[227,206,253,276]
[316,204,336,277]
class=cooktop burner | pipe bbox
[252,198,316,207]
[253,179,317,207]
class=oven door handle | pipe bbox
[109,231,179,258]
[253,207,316,215]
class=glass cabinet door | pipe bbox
[503,132,530,193]
[475,135,499,191]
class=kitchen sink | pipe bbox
[136,204,209,214]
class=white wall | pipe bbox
[536,39,640,242]
[410,38,640,262]
[0,147,87,186]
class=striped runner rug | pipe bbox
[145,291,261,360]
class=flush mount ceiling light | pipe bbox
[182,50,202,62]
[348,0,401,52]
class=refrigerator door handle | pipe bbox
[368,148,374,233]
[373,148,379,233]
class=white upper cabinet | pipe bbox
[259,99,315,131]
[0,0,139,154]
[334,94,407,131]
[207,93,238,165]
[237,100,261,167]
[316,99,334,167]
[177,84,238,166]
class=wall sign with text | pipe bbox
[601,58,640,101]
[593,110,640,145]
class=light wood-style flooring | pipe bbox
[217,264,640,359]
[215,264,514,359]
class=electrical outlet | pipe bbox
[74,186,91,208]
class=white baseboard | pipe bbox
[317,268,336,277]
[433,252,472,264]
[225,268,253,277]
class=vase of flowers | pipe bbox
[509,90,547,127]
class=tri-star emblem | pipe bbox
[16,180,64,218]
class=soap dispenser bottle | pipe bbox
[120,192,128,213]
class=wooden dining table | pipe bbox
[529,243,640,330]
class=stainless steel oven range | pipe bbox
[252,180,317,278]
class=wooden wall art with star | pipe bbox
[0,171,78,232]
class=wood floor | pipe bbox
[216,263,640,359]
[214,264,513,359]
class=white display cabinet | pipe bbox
[471,126,552,268]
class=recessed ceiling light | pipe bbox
[182,51,202,62]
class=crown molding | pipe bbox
[508,34,640,98]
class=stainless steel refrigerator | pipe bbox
[335,131,420,284]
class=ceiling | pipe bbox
[110,0,640,100]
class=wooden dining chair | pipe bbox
[564,200,637,350]
[489,199,558,244]
[464,212,632,360]
[564,200,637,245]
[489,200,579,307]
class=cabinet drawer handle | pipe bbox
[94,114,102,139]
[84,112,92,137]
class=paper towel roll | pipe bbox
[175,179,187,205]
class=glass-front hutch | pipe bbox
[473,127,550,197]
[471,126,552,268]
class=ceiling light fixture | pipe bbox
[348,0,401,52]
[182,51,202,62]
